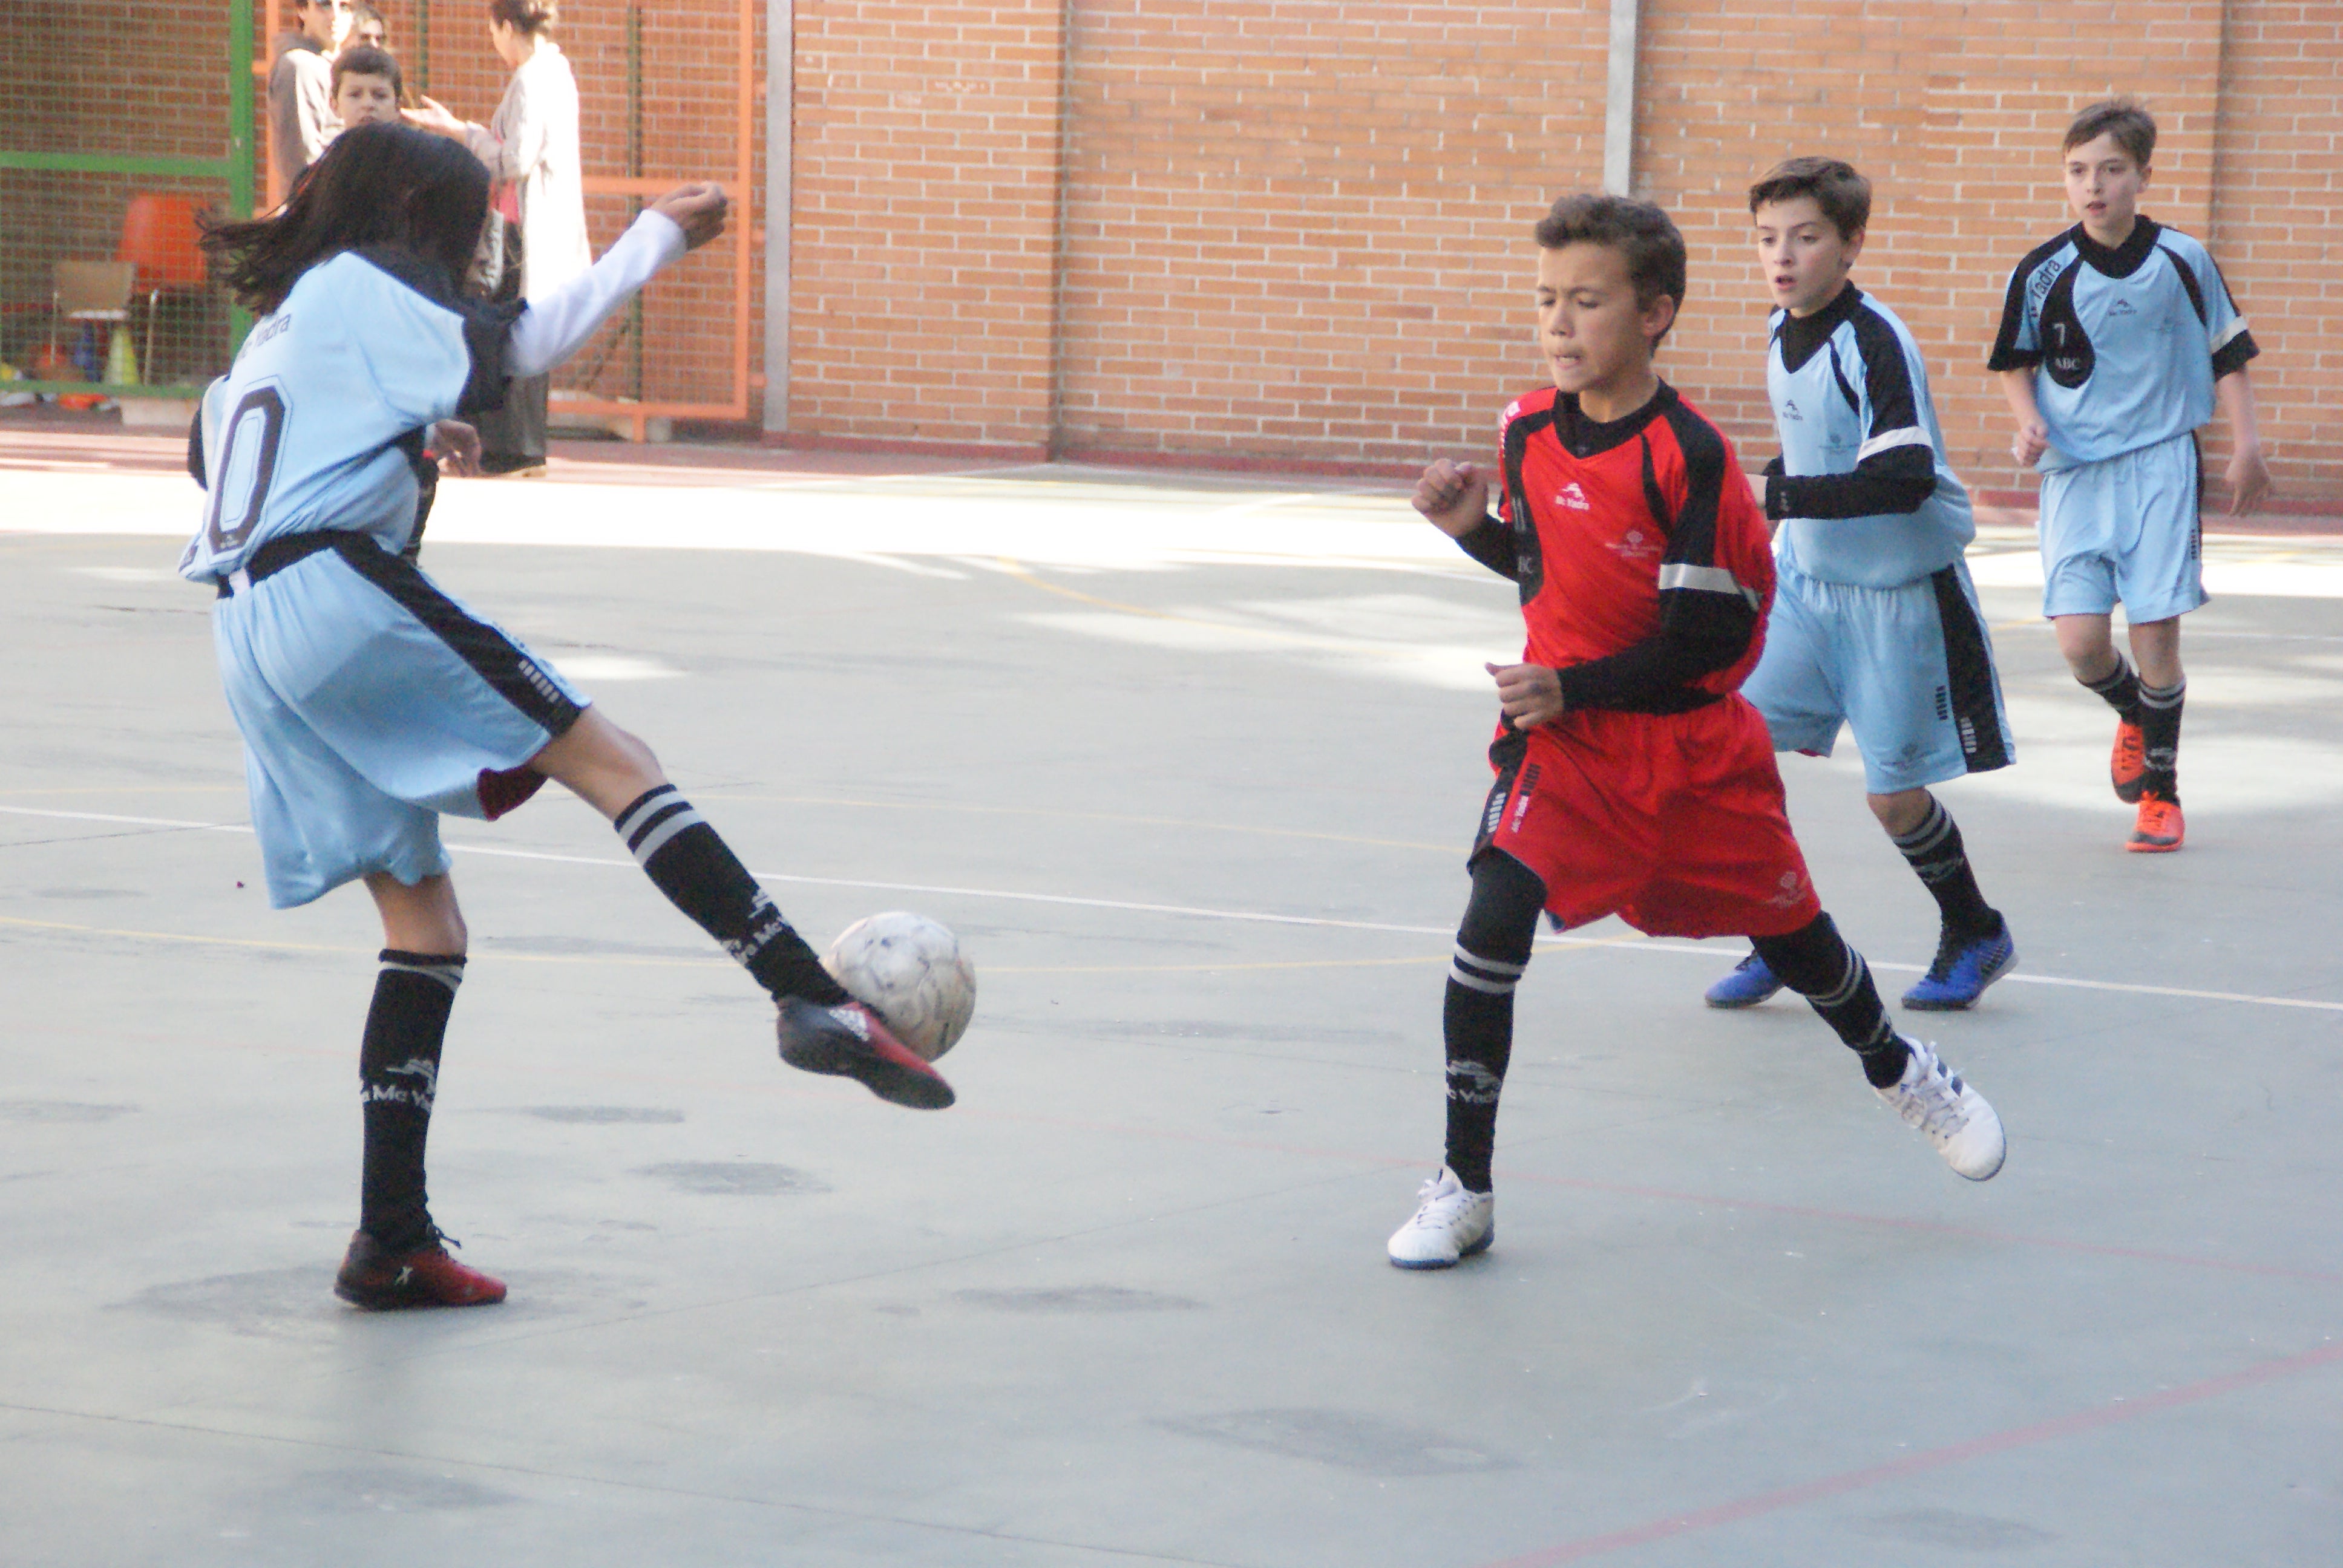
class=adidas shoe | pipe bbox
[333,1229,507,1310]
[776,996,955,1109]
[1901,918,2018,1011]
[2110,718,2148,803]
[1703,951,1784,1009]
[1874,1036,2005,1181]
[2126,793,2184,853]
[1387,1168,1495,1269]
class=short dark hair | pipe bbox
[332,44,403,98]
[2063,99,2156,166]
[1746,157,1871,240]
[488,0,559,36]
[200,123,489,314]
[1533,193,1687,339]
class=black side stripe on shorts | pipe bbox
[327,535,585,737]
[1470,728,1532,863]
[1930,566,2011,774]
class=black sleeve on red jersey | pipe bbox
[1454,514,1517,580]
[1553,417,1759,714]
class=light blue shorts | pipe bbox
[212,540,588,908]
[2038,431,2206,622]
[1743,560,2015,794]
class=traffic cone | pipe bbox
[106,325,140,387]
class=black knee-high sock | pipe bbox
[613,786,849,1004]
[1443,852,1545,1193]
[359,950,464,1252]
[1888,794,1999,939]
[2137,678,2184,799]
[1752,913,1909,1087]
[2081,653,2142,723]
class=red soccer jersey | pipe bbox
[1490,382,1775,707]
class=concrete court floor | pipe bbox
[3,438,2341,1567]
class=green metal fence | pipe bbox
[0,0,255,403]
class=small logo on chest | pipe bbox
[1781,398,1803,421]
[2108,298,2138,317]
[1605,527,1660,561]
[1552,482,1591,511]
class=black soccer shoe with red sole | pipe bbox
[776,997,955,1109]
[333,1230,508,1310]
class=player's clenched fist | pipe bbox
[1414,459,1490,538]
[1486,661,1565,731]
[650,182,729,251]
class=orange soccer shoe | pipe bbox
[2109,719,2148,803]
[334,1230,508,1310]
[2126,794,2185,854]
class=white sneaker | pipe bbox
[1387,1168,1495,1269]
[1876,1036,2006,1181]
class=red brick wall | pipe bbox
[7,4,2332,496]
[787,0,1066,448]
[1050,1,1607,465]
[775,0,2338,500]
[1634,0,2224,499]
[2209,0,2341,499]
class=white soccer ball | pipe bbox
[821,912,976,1062]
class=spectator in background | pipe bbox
[352,2,389,50]
[332,46,405,130]
[268,0,354,192]
[406,0,592,477]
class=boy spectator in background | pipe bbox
[268,0,353,191]
[1388,193,2005,1272]
[352,2,389,50]
[1702,158,2017,1016]
[1988,99,2270,852]
[333,45,405,131]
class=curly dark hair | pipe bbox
[1532,192,1688,341]
[199,123,490,314]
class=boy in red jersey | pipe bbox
[1388,194,2007,1269]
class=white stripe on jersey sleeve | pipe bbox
[1657,563,1761,607]
[1856,426,1932,460]
[2211,315,2249,350]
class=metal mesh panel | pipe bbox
[1,2,251,402]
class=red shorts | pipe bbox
[1473,697,1823,939]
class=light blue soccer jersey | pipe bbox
[1986,218,2257,471]
[1762,287,1974,589]
[179,247,513,583]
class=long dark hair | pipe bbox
[201,123,490,313]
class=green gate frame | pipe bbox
[1,0,254,400]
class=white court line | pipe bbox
[4,803,2339,1014]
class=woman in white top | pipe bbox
[407,0,590,473]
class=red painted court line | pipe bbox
[1471,1340,2343,1568]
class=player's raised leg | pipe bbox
[333,871,508,1309]
[528,709,954,1108]
[1870,788,2016,1010]
[1389,850,1541,1269]
[1752,912,2005,1179]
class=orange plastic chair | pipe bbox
[117,193,210,382]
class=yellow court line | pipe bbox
[992,555,1466,664]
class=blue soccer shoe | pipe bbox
[1703,951,1783,1009]
[1900,920,2017,1011]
